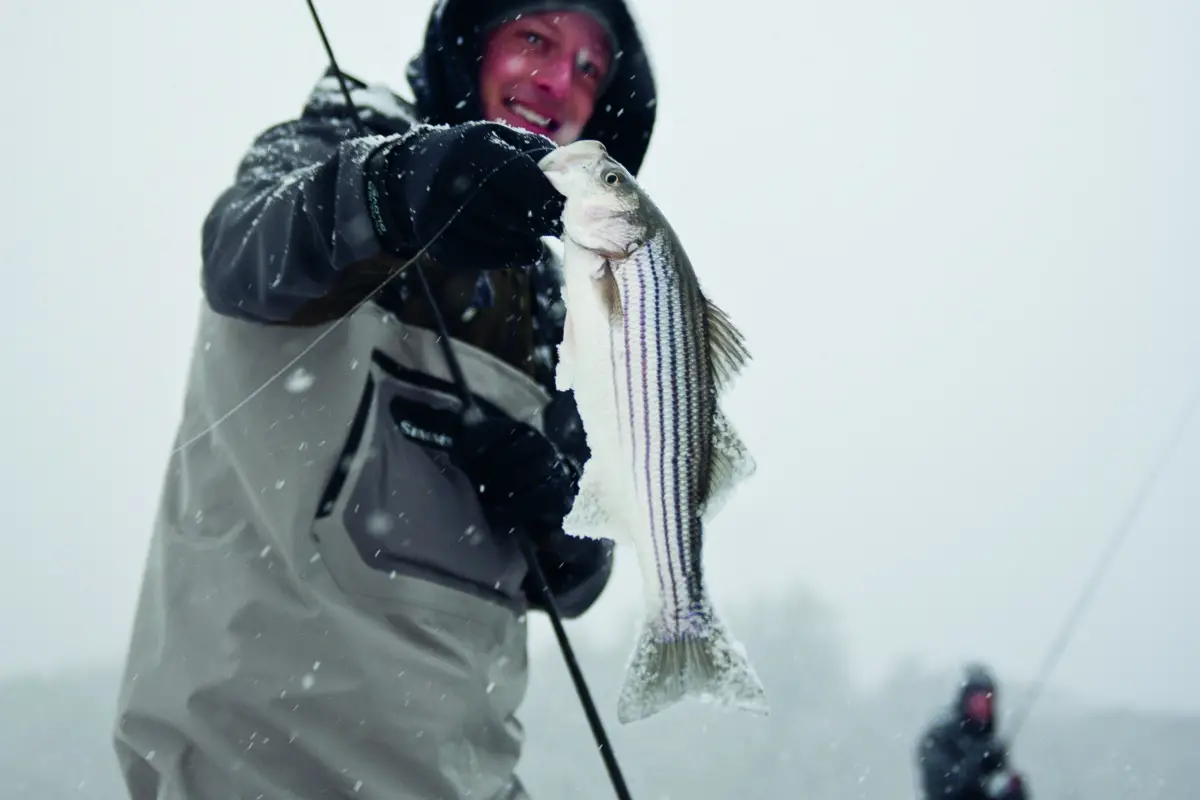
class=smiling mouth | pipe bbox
[504,99,561,133]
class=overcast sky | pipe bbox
[0,0,1197,720]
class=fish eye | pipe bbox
[603,171,621,185]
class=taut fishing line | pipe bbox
[1007,377,1200,740]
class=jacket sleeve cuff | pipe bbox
[524,534,614,619]
[362,127,431,258]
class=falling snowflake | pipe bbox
[366,510,395,537]
[285,368,315,393]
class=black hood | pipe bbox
[405,0,657,176]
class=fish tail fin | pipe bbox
[615,603,769,724]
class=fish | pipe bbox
[537,139,768,725]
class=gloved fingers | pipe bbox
[512,471,577,520]
[418,177,560,267]
[448,179,559,245]
[425,210,539,265]
[459,160,564,240]
[427,236,545,273]
[479,122,558,157]
[452,416,521,465]
[471,435,561,499]
[477,459,575,527]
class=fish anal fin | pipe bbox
[698,409,756,522]
[705,299,750,393]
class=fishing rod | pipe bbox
[302,0,478,420]
[301,2,634,798]
[1006,377,1200,741]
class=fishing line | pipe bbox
[1007,376,1200,740]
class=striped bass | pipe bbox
[538,140,768,725]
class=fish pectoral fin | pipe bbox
[562,463,619,541]
[698,409,757,523]
[597,261,624,322]
[705,298,751,394]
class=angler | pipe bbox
[917,665,1032,800]
[111,1,657,798]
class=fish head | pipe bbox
[538,139,651,260]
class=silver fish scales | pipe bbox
[539,139,768,725]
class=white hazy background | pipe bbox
[1,0,1197,718]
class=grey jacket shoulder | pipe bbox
[200,73,421,325]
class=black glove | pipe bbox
[521,529,614,618]
[365,121,564,271]
[448,407,579,534]
[981,740,1007,774]
[961,740,1005,786]
[525,391,614,616]
[542,389,590,470]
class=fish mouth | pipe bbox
[538,139,608,182]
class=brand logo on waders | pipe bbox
[398,419,453,449]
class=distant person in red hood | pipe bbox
[917,665,1031,800]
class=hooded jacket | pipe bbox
[112,1,656,797]
[917,667,1010,800]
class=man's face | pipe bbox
[478,10,613,145]
[964,690,993,724]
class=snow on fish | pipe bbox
[538,139,768,725]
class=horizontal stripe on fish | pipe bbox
[616,232,714,634]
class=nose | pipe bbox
[532,54,574,99]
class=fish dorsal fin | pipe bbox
[705,298,751,394]
[698,408,757,521]
[660,221,748,395]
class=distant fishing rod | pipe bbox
[1007,377,1200,741]
[301,3,634,798]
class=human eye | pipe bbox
[577,55,606,83]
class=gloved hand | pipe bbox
[365,120,564,271]
[992,772,1027,800]
[981,741,1007,774]
[961,740,1006,786]
[521,527,614,619]
[457,392,613,618]
[448,406,579,534]
[542,389,590,472]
